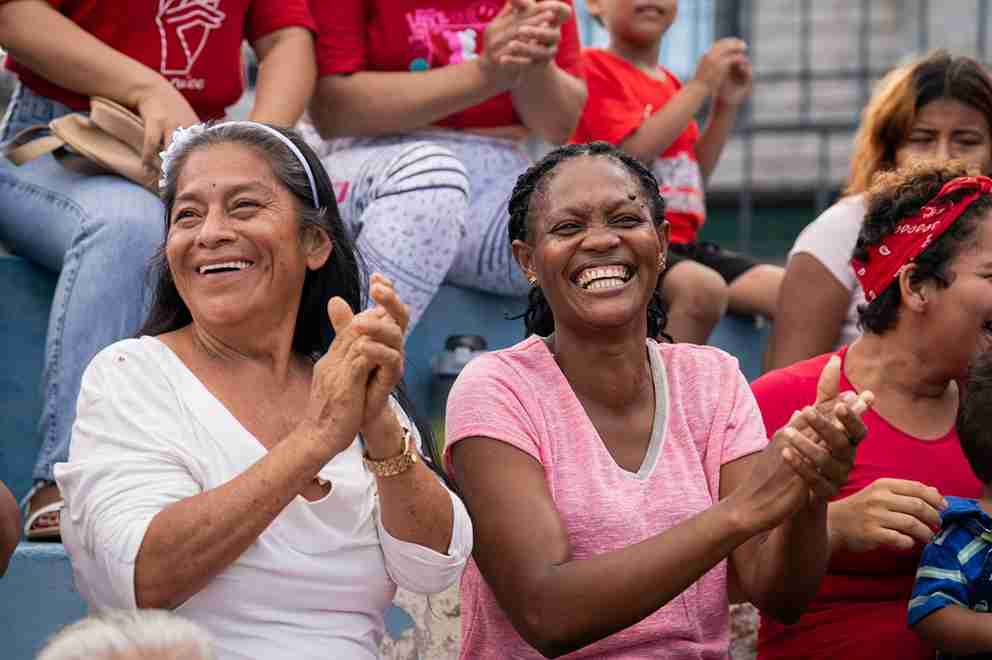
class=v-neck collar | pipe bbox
[538,335,670,480]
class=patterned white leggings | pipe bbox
[309,129,531,328]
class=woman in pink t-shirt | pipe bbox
[444,141,872,659]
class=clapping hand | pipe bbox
[306,274,409,456]
[479,0,571,90]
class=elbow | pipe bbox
[512,596,585,658]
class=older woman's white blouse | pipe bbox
[54,337,472,660]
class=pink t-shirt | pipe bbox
[444,335,768,659]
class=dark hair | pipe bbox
[140,122,447,481]
[853,160,992,334]
[958,350,992,483]
[507,141,670,339]
[847,50,992,194]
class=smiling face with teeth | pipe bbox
[165,142,331,335]
[512,155,667,336]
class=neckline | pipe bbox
[593,48,672,84]
[538,335,669,479]
[141,335,340,501]
[836,344,957,444]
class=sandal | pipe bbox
[20,483,63,542]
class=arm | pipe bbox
[452,437,785,658]
[308,0,560,139]
[309,63,505,139]
[0,482,18,577]
[766,254,851,371]
[914,606,992,655]
[249,26,316,127]
[695,100,739,182]
[0,1,197,165]
[511,61,586,145]
[135,421,344,609]
[694,53,751,181]
[620,38,746,167]
[362,409,454,555]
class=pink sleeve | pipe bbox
[310,0,367,77]
[722,368,769,464]
[443,353,543,474]
[246,0,316,44]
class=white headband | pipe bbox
[159,121,321,207]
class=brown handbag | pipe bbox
[4,97,158,192]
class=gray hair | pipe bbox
[36,609,215,660]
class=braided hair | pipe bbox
[508,141,671,339]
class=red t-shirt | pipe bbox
[6,0,315,120]
[572,48,704,244]
[750,348,982,660]
[311,0,582,130]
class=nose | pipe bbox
[934,138,952,162]
[581,223,622,251]
[196,208,236,248]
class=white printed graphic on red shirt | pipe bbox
[652,151,705,219]
[404,2,497,71]
[156,0,227,87]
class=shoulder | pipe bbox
[791,195,866,254]
[752,350,836,403]
[83,337,168,387]
[450,336,550,398]
[655,341,741,381]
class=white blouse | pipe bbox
[55,337,472,660]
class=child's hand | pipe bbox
[692,37,748,96]
[717,55,752,108]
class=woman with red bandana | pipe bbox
[751,161,992,659]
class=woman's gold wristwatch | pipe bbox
[363,427,418,477]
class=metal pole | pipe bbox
[738,0,754,255]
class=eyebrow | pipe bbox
[552,196,640,218]
[174,181,273,205]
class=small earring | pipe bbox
[527,274,537,286]
[657,254,667,271]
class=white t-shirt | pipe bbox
[788,194,867,349]
[55,337,472,660]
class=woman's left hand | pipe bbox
[356,274,410,442]
[779,356,873,499]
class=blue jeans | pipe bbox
[0,84,165,483]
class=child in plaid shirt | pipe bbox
[909,349,992,657]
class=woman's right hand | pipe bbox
[829,478,948,552]
[691,37,749,96]
[133,80,199,172]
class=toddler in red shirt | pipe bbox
[573,0,783,344]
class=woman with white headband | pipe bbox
[54,121,472,660]
[0,0,318,542]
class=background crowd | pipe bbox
[1,1,991,659]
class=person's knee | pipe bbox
[729,264,784,318]
[387,142,470,198]
[663,261,729,325]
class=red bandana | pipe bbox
[852,175,992,302]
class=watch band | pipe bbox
[363,427,418,477]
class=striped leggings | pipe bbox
[308,129,531,329]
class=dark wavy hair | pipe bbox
[508,141,670,339]
[139,122,447,481]
[959,350,992,483]
[853,160,992,334]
